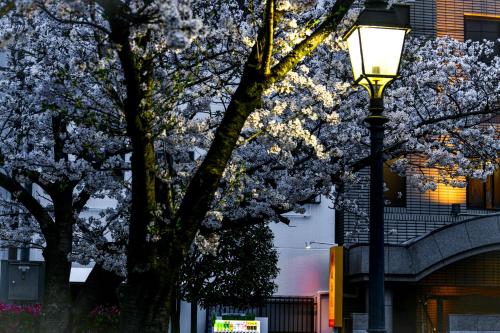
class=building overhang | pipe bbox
[346,213,500,283]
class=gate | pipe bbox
[206,296,316,333]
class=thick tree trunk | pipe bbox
[39,187,74,333]
[119,114,174,331]
[119,266,176,332]
[118,129,171,332]
[39,244,72,333]
[100,8,171,331]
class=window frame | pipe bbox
[464,15,500,56]
[466,169,500,210]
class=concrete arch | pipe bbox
[347,213,500,282]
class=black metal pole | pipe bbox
[437,298,443,333]
[365,97,388,333]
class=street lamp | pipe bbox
[305,241,337,249]
[343,1,410,333]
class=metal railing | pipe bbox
[206,296,316,333]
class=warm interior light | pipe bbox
[346,26,407,98]
[428,183,466,205]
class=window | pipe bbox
[384,160,406,207]
[467,168,500,210]
[464,17,500,56]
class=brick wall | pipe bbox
[410,0,437,37]
[436,0,500,40]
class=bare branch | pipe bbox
[37,1,111,35]
[0,172,55,236]
[261,0,275,76]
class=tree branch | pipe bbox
[73,186,92,215]
[261,0,275,76]
[0,0,14,17]
[0,172,55,236]
[418,105,499,126]
[270,0,354,82]
[199,214,289,235]
[37,1,111,35]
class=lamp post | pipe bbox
[343,1,410,332]
[305,241,337,249]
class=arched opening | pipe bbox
[395,250,500,332]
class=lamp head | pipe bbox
[343,4,411,99]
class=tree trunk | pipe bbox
[104,13,170,329]
[119,266,175,332]
[191,300,198,333]
[39,244,72,333]
[39,186,74,333]
[118,130,172,332]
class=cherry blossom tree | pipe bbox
[32,1,357,332]
[0,11,128,332]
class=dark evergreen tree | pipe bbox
[177,224,279,333]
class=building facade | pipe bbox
[271,196,336,333]
[339,1,500,332]
[205,197,336,333]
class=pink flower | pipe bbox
[0,303,41,316]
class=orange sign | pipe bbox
[329,246,343,327]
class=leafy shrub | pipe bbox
[0,303,120,333]
[77,305,120,333]
[0,303,40,333]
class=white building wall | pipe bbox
[270,196,335,333]
[271,196,335,296]
[177,302,206,333]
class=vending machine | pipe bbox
[212,319,260,333]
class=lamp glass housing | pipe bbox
[345,26,408,98]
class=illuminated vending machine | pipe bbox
[212,315,262,333]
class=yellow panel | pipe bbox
[329,246,344,327]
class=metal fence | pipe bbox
[206,296,316,333]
